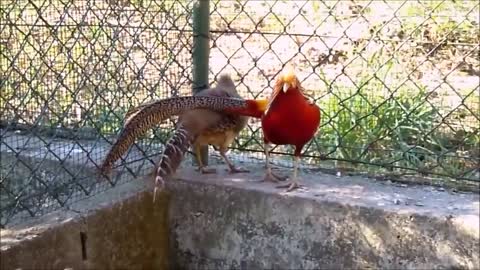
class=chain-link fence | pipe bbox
[1,0,479,227]
[0,0,195,226]
[207,0,479,186]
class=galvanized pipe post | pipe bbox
[192,0,210,166]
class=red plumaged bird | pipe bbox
[260,65,321,191]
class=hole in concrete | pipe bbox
[80,231,88,260]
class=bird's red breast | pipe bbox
[261,69,321,154]
[262,87,320,146]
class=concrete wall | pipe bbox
[1,180,171,270]
[167,168,479,270]
[2,166,479,269]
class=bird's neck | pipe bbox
[272,87,305,104]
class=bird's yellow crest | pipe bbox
[280,64,298,92]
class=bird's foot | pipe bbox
[276,180,303,192]
[198,166,217,174]
[260,171,288,183]
[228,166,250,174]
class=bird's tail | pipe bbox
[152,121,195,196]
[98,95,265,177]
[224,99,269,118]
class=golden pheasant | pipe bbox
[259,66,321,192]
[219,66,320,191]
[99,75,267,197]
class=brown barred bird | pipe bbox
[99,74,267,199]
[173,74,252,174]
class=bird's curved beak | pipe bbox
[282,82,290,93]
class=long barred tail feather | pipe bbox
[153,122,195,201]
[99,95,252,177]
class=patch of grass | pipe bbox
[314,83,436,167]
[316,60,477,180]
[399,0,479,45]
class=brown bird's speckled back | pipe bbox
[153,74,250,197]
[99,94,250,177]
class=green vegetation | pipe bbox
[233,57,478,181]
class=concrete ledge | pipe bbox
[168,166,479,269]
[1,179,170,270]
[1,164,478,269]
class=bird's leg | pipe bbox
[194,144,216,174]
[219,147,249,173]
[261,143,287,182]
[276,155,303,192]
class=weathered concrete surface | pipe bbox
[168,166,480,270]
[1,179,171,270]
[1,131,479,269]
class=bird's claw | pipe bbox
[260,171,287,183]
[198,167,217,174]
[276,181,303,192]
[228,166,250,174]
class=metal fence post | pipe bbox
[192,0,210,166]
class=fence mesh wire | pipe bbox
[1,0,479,227]
[207,0,479,183]
[0,0,195,226]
